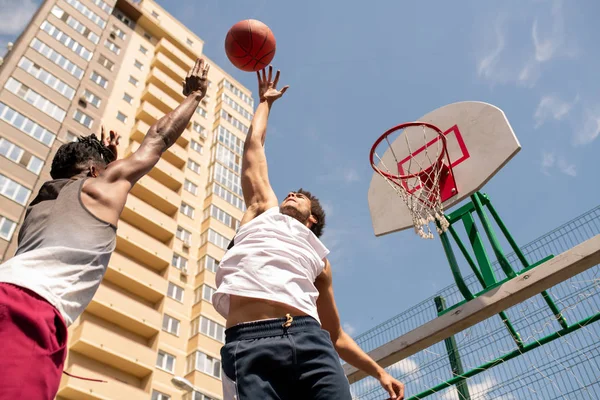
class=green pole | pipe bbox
[440,231,474,300]
[483,194,569,329]
[435,296,472,400]
[471,192,516,279]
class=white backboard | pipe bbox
[368,101,520,236]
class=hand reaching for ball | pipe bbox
[183,58,210,97]
[257,65,289,104]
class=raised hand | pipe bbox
[257,65,289,103]
[183,58,210,97]
[100,125,120,160]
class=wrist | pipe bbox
[190,90,205,101]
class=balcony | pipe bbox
[121,194,176,242]
[132,120,186,169]
[184,370,223,397]
[187,332,223,358]
[58,354,146,399]
[156,37,194,71]
[152,51,187,83]
[86,282,161,339]
[148,66,185,102]
[191,299,224,323]
[198,242,227,265]
[69,316,155,378]
[128,141,184,191]
[130,175,179,216]
[142,83,179,114]
[116,220,171,270]
[104,251,167,303]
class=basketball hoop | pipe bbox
[369,121,458,239]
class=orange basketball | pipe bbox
[225,19,276,72]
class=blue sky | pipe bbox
[2,0,599,339]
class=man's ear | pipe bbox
[308,214,318,226]
[89,164,100,178]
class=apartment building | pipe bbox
[0,0,253,398]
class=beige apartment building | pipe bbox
[0,0,253,399]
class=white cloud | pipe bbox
[317,167,361,185]
[477,15,507,82]
[0,0,38,35]
[343,322,356,336]
[390,358,420,377]
[540,151,576,177]
[344,169,360,183]
[534,95,576,128]
[574,107,600,146]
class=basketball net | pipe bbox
[371,123,453,239]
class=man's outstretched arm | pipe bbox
[316,260,406,400]
[240,66,288,225]
[84,58,210,223]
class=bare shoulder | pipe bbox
[81,176,130,226]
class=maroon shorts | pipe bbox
[0,283,68,400]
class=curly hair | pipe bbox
[50,134,116,179]
[297,188,326,238]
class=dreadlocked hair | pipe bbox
[50,134,116,179]
[297,188,326,238]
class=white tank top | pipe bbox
[213,207,329,324]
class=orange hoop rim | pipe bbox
[370,121,450,181]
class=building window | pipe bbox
[176,226,192,243]
[190,140,202,154]
[98,54,114,71]
[221,79,254,107]
[151,11,159,18]
[194,284,215,304]
[139,45,148,55]
[113,9,135,29]
[167,282,184,302]
[39,20,93,61]
[0,102,56,146]
[180,202,195,218]
[198,256,219,274]
[196,107,207,118]
[27,156,44,175]
[91,0,113,14]
[29,38,84,79]
[122,93,133,105]
[104,39,120,55]
[128,76,138,86]
[192,122,206,137]
[200,229,230,250]
[162,314,180,336]
[186,351,221,378]
[204,205,239,231]
[183,391,216,400]
[171,254,188,271]
[64,0,106,28]
[66,131,78,142]
[90,71,108,89]
[73,109,94,129]
[112,25,126,39]
[186,38,193,46]
[0,216,17,241]
[18,57,76,100]
[50,5,100,44]
[4,78,66,122]
[151,391,170,400]
[0,174,31,205]
[187,160,200,174]
[116,111,127,123]
[144,32,153,41]
[0,138,24,163]
[215,144,241,174]
[183,179,198,195]
[156,350,175,373]
[83,90,101,108]
[213,163,242,197]
[209,183,246,212]
[220,110,248,134]
[134,60,143,70]
[194,316,225,342]
[221,93,253,121]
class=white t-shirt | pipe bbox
[213,207,330,324]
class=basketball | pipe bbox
[225,19,276,72]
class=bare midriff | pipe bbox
[226,294,310,329]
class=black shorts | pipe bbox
[220,315,353,400]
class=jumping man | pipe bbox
[0,58,210,400]
[213,66,405,400]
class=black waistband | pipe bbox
[225,315,320,342]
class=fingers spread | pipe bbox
[267,65,273,83]
[273,70,280,87]
[279,85,289,95]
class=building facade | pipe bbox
[0,0,252,398]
